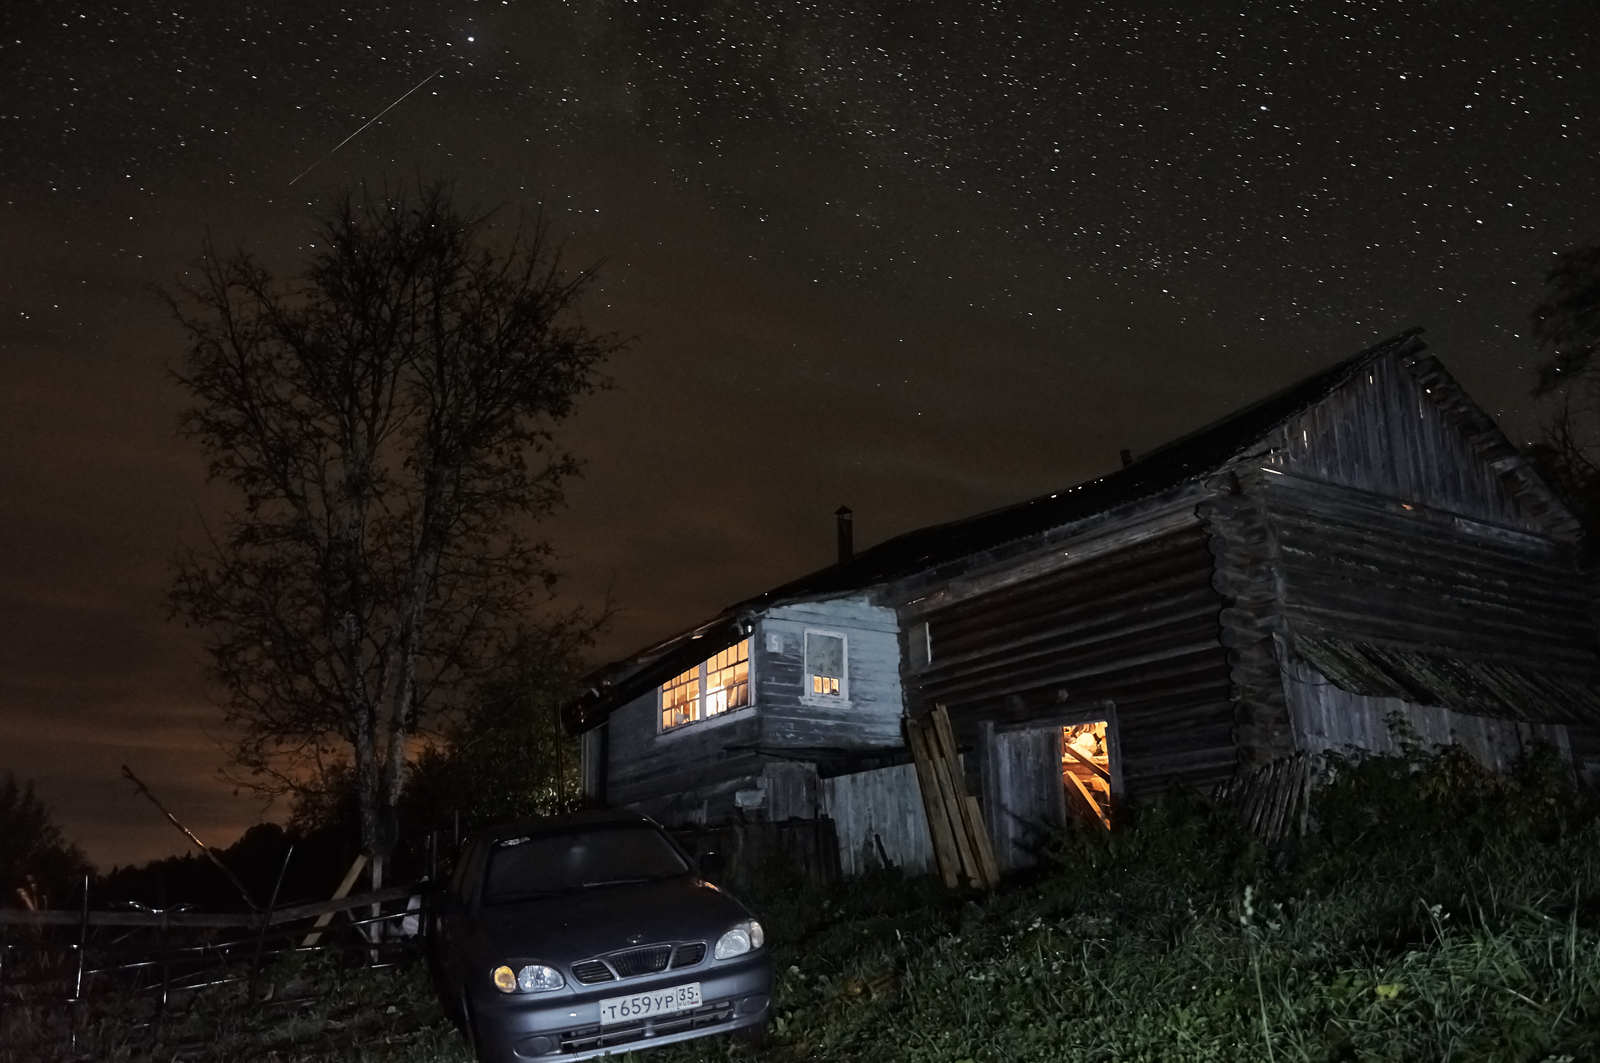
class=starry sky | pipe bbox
[2,0,1595,870]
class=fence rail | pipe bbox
[0,879,427,1062]
[0,886,416,930]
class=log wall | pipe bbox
[1199,485,1295,765]
[1257,471,1593,676]
[906,522,1235,799]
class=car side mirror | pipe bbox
[698,850,726,878]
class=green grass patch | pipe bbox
[10,741,1598,1061]
[658,741,1600,1063]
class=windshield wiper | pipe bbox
[486,887,577,904]
[579,876,657,888]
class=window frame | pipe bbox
[800,628,850,706]
[656,637,754,735]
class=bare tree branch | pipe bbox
[167,180,621,861]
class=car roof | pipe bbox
[469,808,659,845]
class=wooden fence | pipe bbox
[0,882,424,1062]
[818,762,933,878]
[1213,753,1314,844]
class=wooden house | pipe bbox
[562,331,1600,874]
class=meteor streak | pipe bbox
[289,68,442,186]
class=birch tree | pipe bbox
[168,182,618,884]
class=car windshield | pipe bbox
[482,826,690,905]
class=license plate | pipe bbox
[597,982,702,1025]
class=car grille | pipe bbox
[557,1001,736,1055]
[609,945,672,977]
[671,943,706,968]
[570,959,614,985]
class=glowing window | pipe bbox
[804,632,846,699]
[660,639,750,731]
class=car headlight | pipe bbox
[713,920,765,960]
[490,963,567,993]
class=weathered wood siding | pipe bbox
[907,523,1235,799]
[1267,352,1546,533]
[1283,656,1572,769]
[595,598,904,826]
[1198,347,1597,757]
[818,762,934,878]
[755,598,905,753]
[979,725,1067,871]
[602,685,765,825]
[1255,470,1594,676]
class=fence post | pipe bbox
[152,904,171,1049]
[0,921,9,1040]
[250,843,295,1000]
[68,871,89,1055]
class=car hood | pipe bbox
[465,875,750,964]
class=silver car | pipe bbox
[428,810,773,1061]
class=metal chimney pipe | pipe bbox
[835,505,854,565]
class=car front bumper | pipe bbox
[470,952,772,1061]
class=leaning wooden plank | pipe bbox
[1064,767,1111,831]
[922,727,981,888]
[930,706,965,786]
[962,795,1001,888]
[940,729,994,886]
[302,854,368,947]
[272,884,412,926]
[921,722,981,889]
[1062,742,1111,782]
[928,706,1001,889]
[906,723,960,888]
[122,765,259,913]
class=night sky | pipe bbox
[2,1,1595,869]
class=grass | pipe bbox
[0,948,467,1063]
[9,739,1599,1061]
[649,740,1600,1063]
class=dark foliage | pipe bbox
[658,738,1600,1062]
[1532,243,1600,394]
[1527,241,1600,531]
[165,180,621,871]
[0,772,91,910]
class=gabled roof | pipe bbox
[561,329,1571,733]
[757,330,1423,602]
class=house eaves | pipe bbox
[562,329,1443,734]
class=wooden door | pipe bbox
[981,725,1067,871]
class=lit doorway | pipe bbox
[1062,721,1114,829]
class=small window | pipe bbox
[908,620,931,671]
[660,639,750,731]
[804,632,847,700]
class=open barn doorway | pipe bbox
[1062,720,1116,829]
